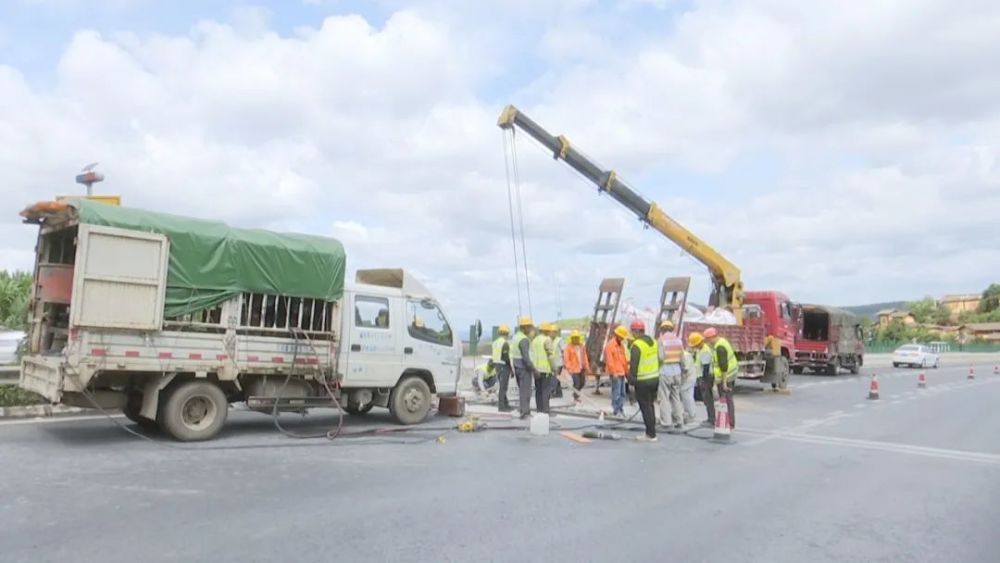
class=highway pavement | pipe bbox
[1,362,999,562]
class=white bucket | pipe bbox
[529,413,550,436]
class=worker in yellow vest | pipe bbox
[510,317,538,419]
[546,324,565,400]
[688,332,715,427]
[704,327,738,429]
[627,319,660,442]
[491,324,513,412]
[530,323,556,414]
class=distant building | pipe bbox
[963,322,1000,343]
[940,294,981,320]
[876,309,916,329]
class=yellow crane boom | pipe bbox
[497,104,744,323]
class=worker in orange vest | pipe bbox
[563,330,590,404]
[604,324,630,417]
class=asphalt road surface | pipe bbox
[2,362,999,562]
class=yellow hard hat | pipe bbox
[545,322,559,332]
[688,332,703,347]
[613,325,629,339]
[659,319,675,330]
[570,330,582,340]
[498,324,511,335]
[518,316,534,327]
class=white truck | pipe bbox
[18,199,461,441]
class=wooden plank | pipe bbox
[559,430,592,444]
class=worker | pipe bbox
[689,332,715,427]
[628,319,660,442]
[530,323,555,414]
[704,327,738,429]
[510,317,537,419]
[656,320,691,430]
[548,324,565,399]
[603,324,630,417]
[492,324,513,412]
[563,330,590,404]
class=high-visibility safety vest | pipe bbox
[632,337,660,382]
[531,334,552,373]
[511,332,528,360]
[659,334,684,365]
[491,336,507,363]
[712,337,740,381]
[551,336,564,368]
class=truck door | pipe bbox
[344,294,401,386]
[404,298,460,394]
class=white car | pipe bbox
[892,344,939,369]
[0,330,25,365]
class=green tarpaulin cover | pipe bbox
[73,200,346,317]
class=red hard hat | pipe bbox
[703,327,718,339]
[629,319,646,331]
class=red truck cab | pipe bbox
[744,290,798,362]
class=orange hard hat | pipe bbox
[629,319,646,332]
[703,327,718,339]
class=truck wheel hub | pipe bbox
[182,395,216,428]
[403,389,423,412]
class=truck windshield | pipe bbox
[406,299,453,346]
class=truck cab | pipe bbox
[744,290,798,361]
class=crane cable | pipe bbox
[501,130,524,317]
[509,129,533,319]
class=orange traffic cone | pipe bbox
[968,366,975,380]
[917,372,927,389]
[867,374,880,400]
[712,398,731,443]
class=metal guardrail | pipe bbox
[0,365,19,385]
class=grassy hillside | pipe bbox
[840,301,907,319]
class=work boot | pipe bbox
[636,434,658,442]
[701,420,714,428]
[684,414,696,425]
[498,405,512,413]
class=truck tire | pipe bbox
[849,362,860,375]
[791,365,803,375]
[122,392,158,431]
[825,363,838,376]
[159,380,228,441]
[345,400,374,416]
[389,376,432,425]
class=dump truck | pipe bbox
[498,105,794,389]
[793,305,863,375]
[18,200,461,441]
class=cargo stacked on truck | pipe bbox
[497,104,796,390]
[793,305,863,375]
[18,200,460,441]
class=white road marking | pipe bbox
[738,428,1000,466]
[0,414,124,426]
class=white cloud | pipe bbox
[1,1,999,330]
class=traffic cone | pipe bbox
[867,374,880,400]
[712,398,731,443]
[917,372,927,389]
[968,366,975,380]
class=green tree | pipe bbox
[908,296,952,326]
[979,283,1000,314]
[0,271,32,330]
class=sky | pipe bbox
[1,0,999,331]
